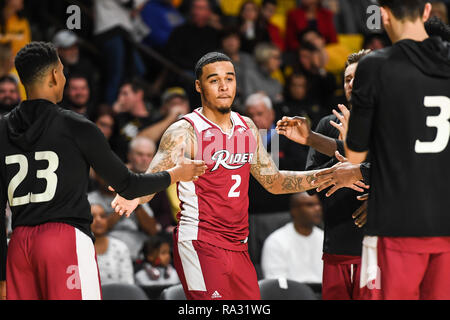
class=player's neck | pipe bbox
[392,22,429,43]
[200,105,233,132]
[25,88,58,104]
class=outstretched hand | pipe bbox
[314,151,370,197]
[329,104,350,141]
[276,116,311,145]
[109,186,140,217]
[353,193,369,228]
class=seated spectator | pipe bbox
[0,42,25,99]
[238,1,271,54]
[140,0,185,50]
[286,0,337,51]
[277,72,324,129]
[260,0,285,51]
[91,104,116,142]
[93,0,147,105]
[0,0,30,57]
[52,30,99,102]
[62,74,91,117]
[261,192,324,283]
[111,79,167,161]
[430,1,448,24]
[245,93,309,214]
[135,236,180,286]
[243,43,283,104]
[139,87,189,143]
[0,75,20,116]
[362,33,390,51]
[220,27,257,110]
[91,203,134,285]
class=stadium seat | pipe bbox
[258,278,318,300]
[160,284,186,300]
[101,283,149,300]
[248,212,291,269]
[140,284,173,300]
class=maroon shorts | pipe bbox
[173,232,260,300]
[322,253,362,300]
[7,222,102,300]
[360,236,450,300]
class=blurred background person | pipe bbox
[0,0,30,57]
[63,74,91,117]
[260,0,285,52]
[238,0,271,54]
[91,202,135,285]
[261,192,324,283]
[0,74,20,116]
[135,236,180,286]
[91,104,116,143]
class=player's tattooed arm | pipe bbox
[111,120,199,216]
[244,116,332,194]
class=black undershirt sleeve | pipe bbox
[360,162,371,184]
[66,114,171,200]
[346,54,379,152]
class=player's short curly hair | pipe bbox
[378,0,427,21]
[14,41,59,86]
[425,16,450,41]
[346,49,372,68]
[195,52,233,80]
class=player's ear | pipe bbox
[49,67,58,88]
[422,2,432,22]
[195,79,201,94]
[380,6,390,28]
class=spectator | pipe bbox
[88,169,158,261]
[243,42,283,103]
[135,236,180,286]
[140,0,185,50]
[294,40,336,108]
[139,87,189,143]
[238,1,271,54]
[111,79,164,161]
[362,33,390,51]
[52,29,99,103]
[93,0,147,105]
[220,27,257,110]
[91,203,135,285]
[245,93,309,214]
[277,72,324,129]
[0,0,30,57]
[63,74,91,117]
[431,1,448,24]
[261,192,324,283]
[261,0,285,51]
[285,0,337,51]
[91,104,116,142]
[0,75,20,116]
[0,42,24,99]
[166,0,219,72]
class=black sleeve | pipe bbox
[360,162,371,184]
[346,54,380,152]
[0,177,6,281]
[335,139,345,155]
[65,114,171,200]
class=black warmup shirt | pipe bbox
[346,37,450,237]
[0,100,172,280]
[306,114,369,256]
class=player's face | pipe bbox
[90,205,108,236]
[196,61,236,114]
[344,62,358,103]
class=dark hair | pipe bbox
[262,0,277,7]
[346,49,372,68]
[425,16,450,41]
[297,27,323,44]
[194,52,233,80]
[298,40,319,53]
[15,42,59,86]
[66,73,88,86]
[120,77,147,93]
[378,0,427,20]
[143,236,168,258]
[91,104,115,123]
[284,72,308,100]
[220,26,241,41]
[0,74,18,86]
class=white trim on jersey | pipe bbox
[75,228,102,300]
[184,111,212,133]
[177,240,207,291]
[230,112,247,129]
[178,181,200,242]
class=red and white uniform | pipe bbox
[173,108,260,300]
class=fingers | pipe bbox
[354,180,370,189]
[357,193,369,201]
[329,120,343,133]
[332,109,345,123]
[338,104,350,119]
[316,179,334,192]
[349,184,365,193]
[334,150,347,162]
[325,184,341,197]
[108,186,116,192]
[355,211,367,228]
[352,201,367,218]
[314,167,336,177]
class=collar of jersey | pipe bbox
[194,108,235,139]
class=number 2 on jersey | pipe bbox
[5,151,59,207]
[415,96,450,154]
[228,174,241,198]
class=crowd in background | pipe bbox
[1,0,450,298]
